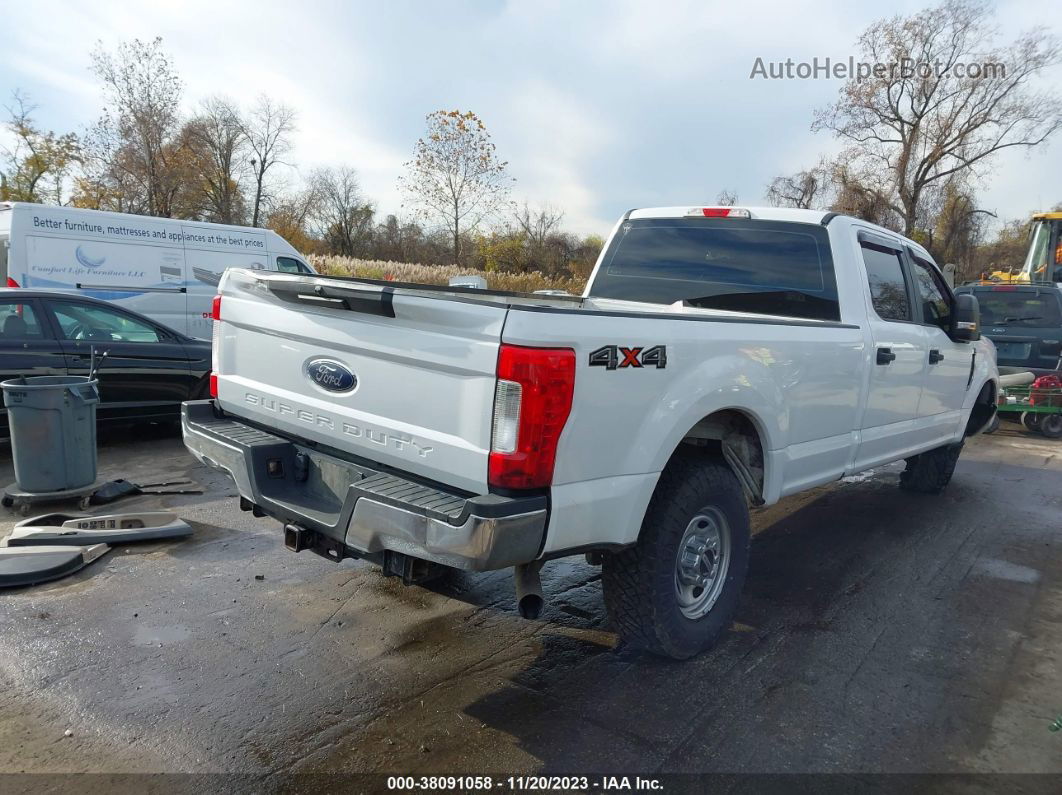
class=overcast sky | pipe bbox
[1,0,1059,236]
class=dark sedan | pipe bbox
[0,289,211,434]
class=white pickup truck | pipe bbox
[182,206,998,659]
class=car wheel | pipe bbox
[899,441,964,494]
[983,415,1000,434]
[1040,414,1062,439]
[602,451,750,660]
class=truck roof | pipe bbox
[628,206,832,224]
[624,205,936,264]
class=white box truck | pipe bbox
[0,202,314,338]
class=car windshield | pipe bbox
[587,217,839,321]
[972,289,1062,328]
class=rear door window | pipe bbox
[587,218,840,321]
[861,244,911,321]
[0,301,45,339]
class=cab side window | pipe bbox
[276,256,311,274]
[861,244,911,321]
[911,256,952,332]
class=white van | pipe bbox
[0,202,314,338]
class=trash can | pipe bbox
[2,376,100,493]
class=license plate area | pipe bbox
[994,342,1032,360]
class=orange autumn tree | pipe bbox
[399,110,513,265]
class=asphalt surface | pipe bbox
[0,420,1060,783]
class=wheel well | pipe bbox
[965,381,997,437]
[675,410,766,505]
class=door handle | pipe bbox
[876,347,896,365]
[928,349,944,364]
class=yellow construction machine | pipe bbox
[978,212,1062,285]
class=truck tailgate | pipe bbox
[214,271,506,494]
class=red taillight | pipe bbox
[6,277,19,288]
[209,295,222,398]
[488,345,575,490]
[702,208,732,217]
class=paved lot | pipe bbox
[0,421,1060,780]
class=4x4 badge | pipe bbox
[589,345,667,370]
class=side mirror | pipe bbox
[951,293,980,342]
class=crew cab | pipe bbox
[182,207,998,659]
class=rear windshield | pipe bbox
[968,289,1062,328]
[588,218,839,321]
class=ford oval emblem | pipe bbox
[304,358,357,393]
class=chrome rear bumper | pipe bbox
[181,400,547,571]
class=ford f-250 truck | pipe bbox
[182,206,998,659]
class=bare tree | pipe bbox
[264,181,322,253]
[399,110,513,264]
[814,0,1062,237]
[241,95,296,227]
[185,96,247,224]
[766,164,825,209]
[514,202,564,249]
[827,158,900,229]
[88,37,186,216]
[312,166,375,256]
[715,188,739,205]
[1,90,79,204]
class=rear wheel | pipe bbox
[1040,414,1062,439]
[602,452,750,659]
[899,442,964,494]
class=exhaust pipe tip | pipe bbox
[514,561,544,620]
[518,593,544,620]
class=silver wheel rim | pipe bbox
[674,507,731,619]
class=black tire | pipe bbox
[1040,414,1062,439]
[899,441,964,494]
[602,452,750,659]
[983,415,1000,434]
[1021,412,1042,432]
